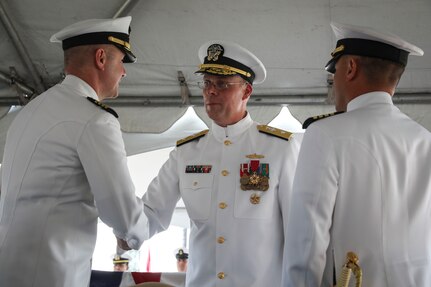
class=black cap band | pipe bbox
[326,38,409,73]
[176,253,188,259]
[62,32,129,50]
[62,31,136,63]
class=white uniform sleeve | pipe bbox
[77,113,148,250]
[142,148,181,237]
[284,125,338,287]
[280,133,303,280]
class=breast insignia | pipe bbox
[257,125,292,141]
[302,111,344,129]
[87,97,118,118]
[176,130,209,147]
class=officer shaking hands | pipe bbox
[125,41,301,287]
[285,22,431,287]
[0,17,148,287]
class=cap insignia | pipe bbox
[207,44,224,61]
[257,125,292,141]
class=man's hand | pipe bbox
[116,237,131,251]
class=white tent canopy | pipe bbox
[1,0,431,161]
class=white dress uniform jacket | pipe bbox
[0,75,148,287]
[285,92,431,287]
[143,113,301,287]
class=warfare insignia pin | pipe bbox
[246,153,265,159]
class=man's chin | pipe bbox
[205,107,220,119]
[104,92,119,100]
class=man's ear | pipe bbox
[95,48,107,70]
[242,83,253,100]
[346,56,358,81]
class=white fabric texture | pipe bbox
[0,75,148,287]
[142,113,302,287]
[285,92,431,286]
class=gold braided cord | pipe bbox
[108,36,131,51]
[337,267,352,287]
[331,44,345,57]
[198,64,252,78]
[353,267,363,287]
[113,259,128,264]
[336,251,362,287]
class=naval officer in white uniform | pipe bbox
[0,17,148,287]
[285,22,431,287]
[136,41,301,286]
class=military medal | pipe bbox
[185,165,212,173]
[240,158,269,191]
[250,193,261,205]
[240,154,270,204]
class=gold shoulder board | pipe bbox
[257,125,292,141]
[302,111,344,129]
[87,97,118,118]
[176,130,209,147]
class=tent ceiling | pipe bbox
[1,0,430,99]
[0,0,431,160]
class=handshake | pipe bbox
[116,237,132,253]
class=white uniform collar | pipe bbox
[347,91,393,112]
[61,74,99,101]
[212,112,253,141]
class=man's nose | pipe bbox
[206,82,218,94]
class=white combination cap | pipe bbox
[196,40,266,84]
[175,248,189,260]
[50,16,136,63]
[325,22,424,73]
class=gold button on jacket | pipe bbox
[218,202,227,209]
[143,114,302,286]
[217,236,225,244]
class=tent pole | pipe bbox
[0,1,46,94]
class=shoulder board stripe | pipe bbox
[257,125,292,141]
[302,111,344,129]
[87,97,118,118]
[176,130,209,147]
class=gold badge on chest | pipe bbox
[240,154,269,204]
[250,193,261,205]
